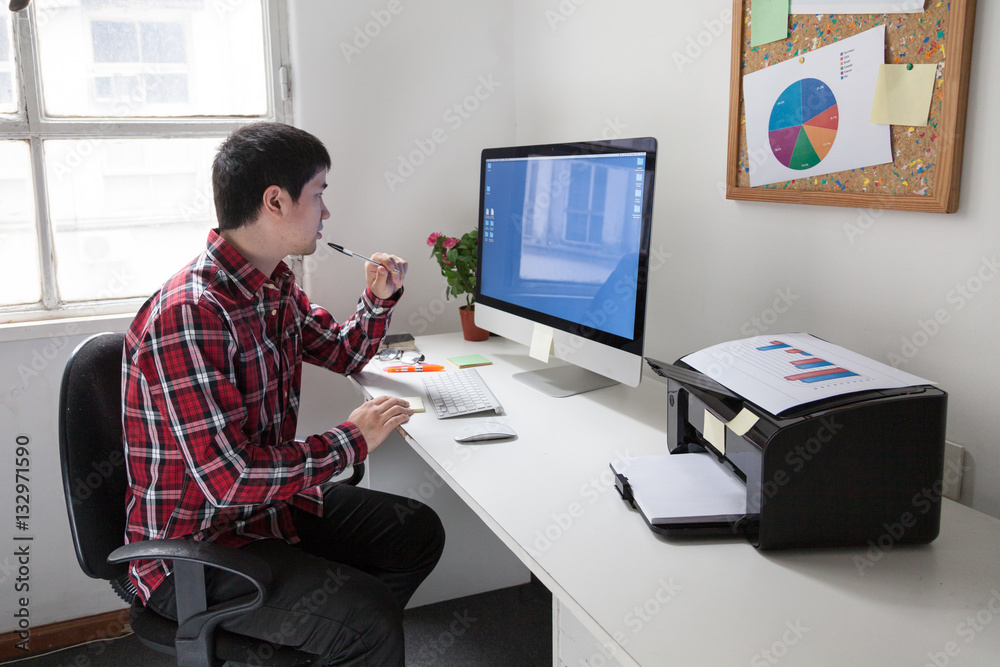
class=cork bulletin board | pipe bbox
[725,0,977,213]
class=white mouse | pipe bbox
[453,421,517,442]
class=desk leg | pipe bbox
[552,596,559,667]
[553,598,627,667]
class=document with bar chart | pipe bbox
[743,24,891,187]
[681,333,933,416]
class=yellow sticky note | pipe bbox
[870,64,938,126]
[703,410,726,455]
[529,324,554,363]
[403,397,424,413]
[727,408,759,437]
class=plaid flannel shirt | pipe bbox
[122,230,395,602]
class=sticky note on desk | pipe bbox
[447,354,491,368]
[529,324,554,363]
[870,64,937,126]
[751,0,789,47]
[403,396,424,413]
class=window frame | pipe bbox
[0,0,292,327]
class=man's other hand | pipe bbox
[347,395,413,451]
[366,252,407,300]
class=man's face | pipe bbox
[284,168,330,256]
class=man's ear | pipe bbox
[262,185,286,217]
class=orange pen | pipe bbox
[384,365,445,373]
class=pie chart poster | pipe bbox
[743,25,891,188]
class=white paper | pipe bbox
[681,333,934,416]
[743,25,891,187]
[791,0,925,13]
[611,454,746,524]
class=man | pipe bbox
[122,122,444,665]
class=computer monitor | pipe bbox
[474,137,657,397]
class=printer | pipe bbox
[631,340,947,550]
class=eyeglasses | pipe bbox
[376,348,425,365]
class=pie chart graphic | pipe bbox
[768,78,839,171]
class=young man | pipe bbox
[122,122,444,665]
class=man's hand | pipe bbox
[347,395,413,452]
[366,252,407,300]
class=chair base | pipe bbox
[130,603,315,666]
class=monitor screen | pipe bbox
[475,137,656,394]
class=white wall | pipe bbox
[2,0,998,634]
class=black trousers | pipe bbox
[146,483,446,666]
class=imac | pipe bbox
[474,137,657,397]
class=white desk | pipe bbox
[352,333,1000,667]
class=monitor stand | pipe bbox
[513,365,618,398]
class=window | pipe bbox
[1,14,14,111]
[1,0,288,322]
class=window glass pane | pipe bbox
[144,73,188,104]
[140,22,186,63]
[0,13,15,113]
[45,138,223,303]
[35,0,267,117]
[91,21,139,63]
[0,142,41,306]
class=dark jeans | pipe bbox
[146,483,445,666]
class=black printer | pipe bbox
[638,354,947,550]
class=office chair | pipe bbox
[59,332,365,667]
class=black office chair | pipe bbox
[59,332,365,667]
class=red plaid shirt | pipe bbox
[122,230,395,602]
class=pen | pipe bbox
[328,242,401,274]
[384,365,445,373]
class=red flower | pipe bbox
[442,237,458,249]
[426,232,444,247]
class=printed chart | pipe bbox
[681,333,933,415]
[743,25,891,187]
[768,79,839,171]
[755,340,860,383]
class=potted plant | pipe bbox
[427,229,489,341]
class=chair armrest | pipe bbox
[109,540,273,667]
[108,539,272,592]
[345,461,365,486]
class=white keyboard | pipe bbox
[422,369,504,419]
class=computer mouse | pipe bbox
[453,421,517,442]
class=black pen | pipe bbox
[327,242,401,274]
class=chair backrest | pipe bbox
[59,332,129,582]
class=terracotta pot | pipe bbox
[459,305,490,341]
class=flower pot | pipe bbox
[460,305,490,342]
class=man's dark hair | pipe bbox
[212,122,332,231]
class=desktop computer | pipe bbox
[473,137,657,397]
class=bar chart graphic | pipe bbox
[756,341,860,384]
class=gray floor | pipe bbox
[1,580,551,667]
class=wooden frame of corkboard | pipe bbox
[725,0,977,213]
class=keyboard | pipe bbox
[422,369,504,419]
